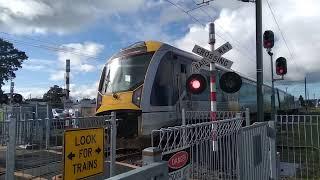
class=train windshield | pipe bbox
[102,52,154,93]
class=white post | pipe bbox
[245,108,250,126]
[110,112,117,177]
[268,120,277,180]
[45,104,50,149]
[35,102,38,119]
[181,108,186,146]
[6,109,16,180]
[209,22,218,151]
[182,108,186,126]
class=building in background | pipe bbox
[72,99,96,117]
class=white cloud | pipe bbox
[49,41,104,81]
[1,84,47,99]
[0,0,146,34]
[174,0,320,85]
[22,58,54,71]
[69,82,99,100]
[49,70,65,81]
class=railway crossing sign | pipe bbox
[192,42,234,72]
[64,127,104,180]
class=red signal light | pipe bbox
[263,30,274,49]
[276,57,287,76]
[186,74,207,94]
[190,79,201,89]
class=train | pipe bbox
[96,41,298,149]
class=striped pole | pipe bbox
[210,64,217,121]
[210,62,218,151]
[209,22,218,151]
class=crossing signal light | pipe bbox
[186,74,207,94]
[276,57,287,75]
[13,94,23,104]
[0,94,8,104]
[263,30,274,49]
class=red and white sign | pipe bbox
[162,147,191,180]
[168,151,189,169]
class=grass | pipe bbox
[277,120,320,179]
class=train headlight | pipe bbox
[132,85,143,107]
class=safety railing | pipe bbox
[182,108,250,126]
[237,122,271,180]
[276,115,320,179]
[0,108,117,180]
[152,116,243,180]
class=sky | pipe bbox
[0,0,319,100]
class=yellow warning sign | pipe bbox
[64,127,104,180]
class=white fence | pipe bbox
[0,107,117,180]
[148,111,276,180]
[183,108,250,126]
[276,115,320,179]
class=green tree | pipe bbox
[0,38,28,92]
[43,85,65,108]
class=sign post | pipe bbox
[64,127,104,180]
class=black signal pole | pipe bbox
[268,50,275,120]
[255,0,264,122]
[239,0,264,122]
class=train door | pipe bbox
[173,55,189,120]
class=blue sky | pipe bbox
[0,0,319,100]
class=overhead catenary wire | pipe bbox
[0,36,108,62]
[264,0,299,71]
[189,0,256,62]
[0,32,108,61]
[164,0,257,65]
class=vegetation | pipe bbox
[0,38,28,93]
[43,85,65,108]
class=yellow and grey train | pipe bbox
[96,41,296,148]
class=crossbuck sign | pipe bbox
[192,42,234,72]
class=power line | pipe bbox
[164,0,257,65]
[1,36,107,62]
[264,0,299,70]
[190,0,256,61]
[0,32,107,60]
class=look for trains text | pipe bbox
[69,134,101,174]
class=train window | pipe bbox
[181,64,186,73]
[103,52,154,93]
[151,52,179,106]
[98,66,106,93]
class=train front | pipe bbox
[96,41,161,149]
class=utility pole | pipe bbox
[65,59,70,100]
[256,0,264,122]
[305,77,307,100]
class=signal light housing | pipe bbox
[0,94,8,104]
[13,94,23,104]
[263,30,274,49]
[186,74,207,94]
[276,57,287,76]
